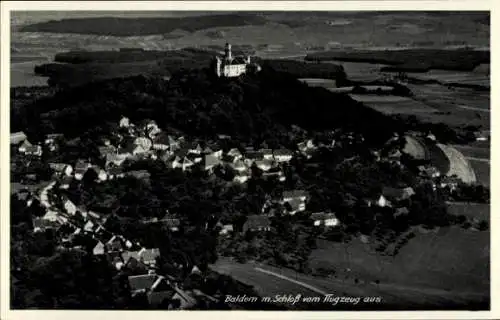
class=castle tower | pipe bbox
[225,42,233,62]
[215,56,222,77]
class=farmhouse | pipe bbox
[243,215,271,232]
[310,212,339,227]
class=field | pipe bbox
[403,69,490,89]
[469,160,490,187]
[326,61,388,82]
[436,143,476,183]
[306,49,489,72]
[310,226,489,294]
[348,94,438,115]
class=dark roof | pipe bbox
[163,218,181,228]
[283,190,309,199]
[310,212,337,220]
[273,149,293,156]
[128,274,157,292]
[382,187,415,201]
[244,215,271,229]
[231,56,247,64]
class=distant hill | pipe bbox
[19,14,268,36]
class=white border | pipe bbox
[1,1,497,320]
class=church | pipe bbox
[214,43,261,78]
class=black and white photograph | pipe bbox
[2,2,495,316]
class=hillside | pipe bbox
[19,14,268,36]
[12,67,401,149]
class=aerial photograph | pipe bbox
[9,10,490,311]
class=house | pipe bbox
[227,148,243,161]
[259,149,274,160]
[128,274,158,296]
[310,212,339,227]
[284,198,306,215]
[282,190,309,203]
[297,139,316,153]
[273,149,293,162]
[187,143,203,155]
[32,217,60,233]
[10,131,27,145]
[120,116,130,128]
[262,169,285,182]
[233,172,250,184]
[18,140,33,153]
[59,176,73,189]
[418,166,441,178]
[365,195,391,208]
[181,157,194,171]
[152,133,170,150]
[99,145,116,158]
[108,166,125,180]
[49,163,73,176]
[20,143,42,156]
[219,224,234,235]
[93,241,105,255]
[170,286,198,309]
[134,137,152,151]
[125,170,151,180]
[74,160,92,180]
[255,160,273,172]
[138,248,161,266]
[394,207,410,218]
[382,186,415,202]
[44,133,64,145]
[243,215,271,232]
[106,235,125,252]
[63,197,77,215]
[83,220,95,232]
[105,153,127,168]
[231,160,248,173]
[143,120,161,137]
[245,150,264,162]
[203,154,221,172]
[163,218,181,232]
[148,276,176,307]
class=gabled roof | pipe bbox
[49,162,71,171]
[227,148,242,156]
[244,215,271,229]
[10,131,27,144]
[382,186,415,201]
[285,198,304,211]
[283,190,309,199]
[139,248,160,262]
[204,154,220,168]
[310,212,337,220]
[259,148,273,155]
[273,149,293,156]
[122,250,141,264]
[128,274,158,292]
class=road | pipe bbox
[210,257,488,309]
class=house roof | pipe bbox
[204,154,220,168]
[310,212,337,220]
[153,132,170,145]
[244,215,271,229]
[49,162,70,171]
[231,160,247,170]
[128,274,158,292]
[24,145,41,153]
[122,250,141,264]
[227,148,242,156]
[246,151,264,160]
[274,149,293,157]
[382,187,415,201]
[99,146,116,156]
[163,218,181,228]
[108,166,124,176]
[259,148,273,155]
[283,190,309,199]
[125,170,151,179]
[286,198,304,211]
[140,248,160,262]
[255,159,273,167]
[10,131,27,144]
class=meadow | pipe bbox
[310,226,489,294]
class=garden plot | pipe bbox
[349,94,437,115]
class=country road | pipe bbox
[210,257,488,309]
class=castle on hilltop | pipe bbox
[214,43,261,78]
